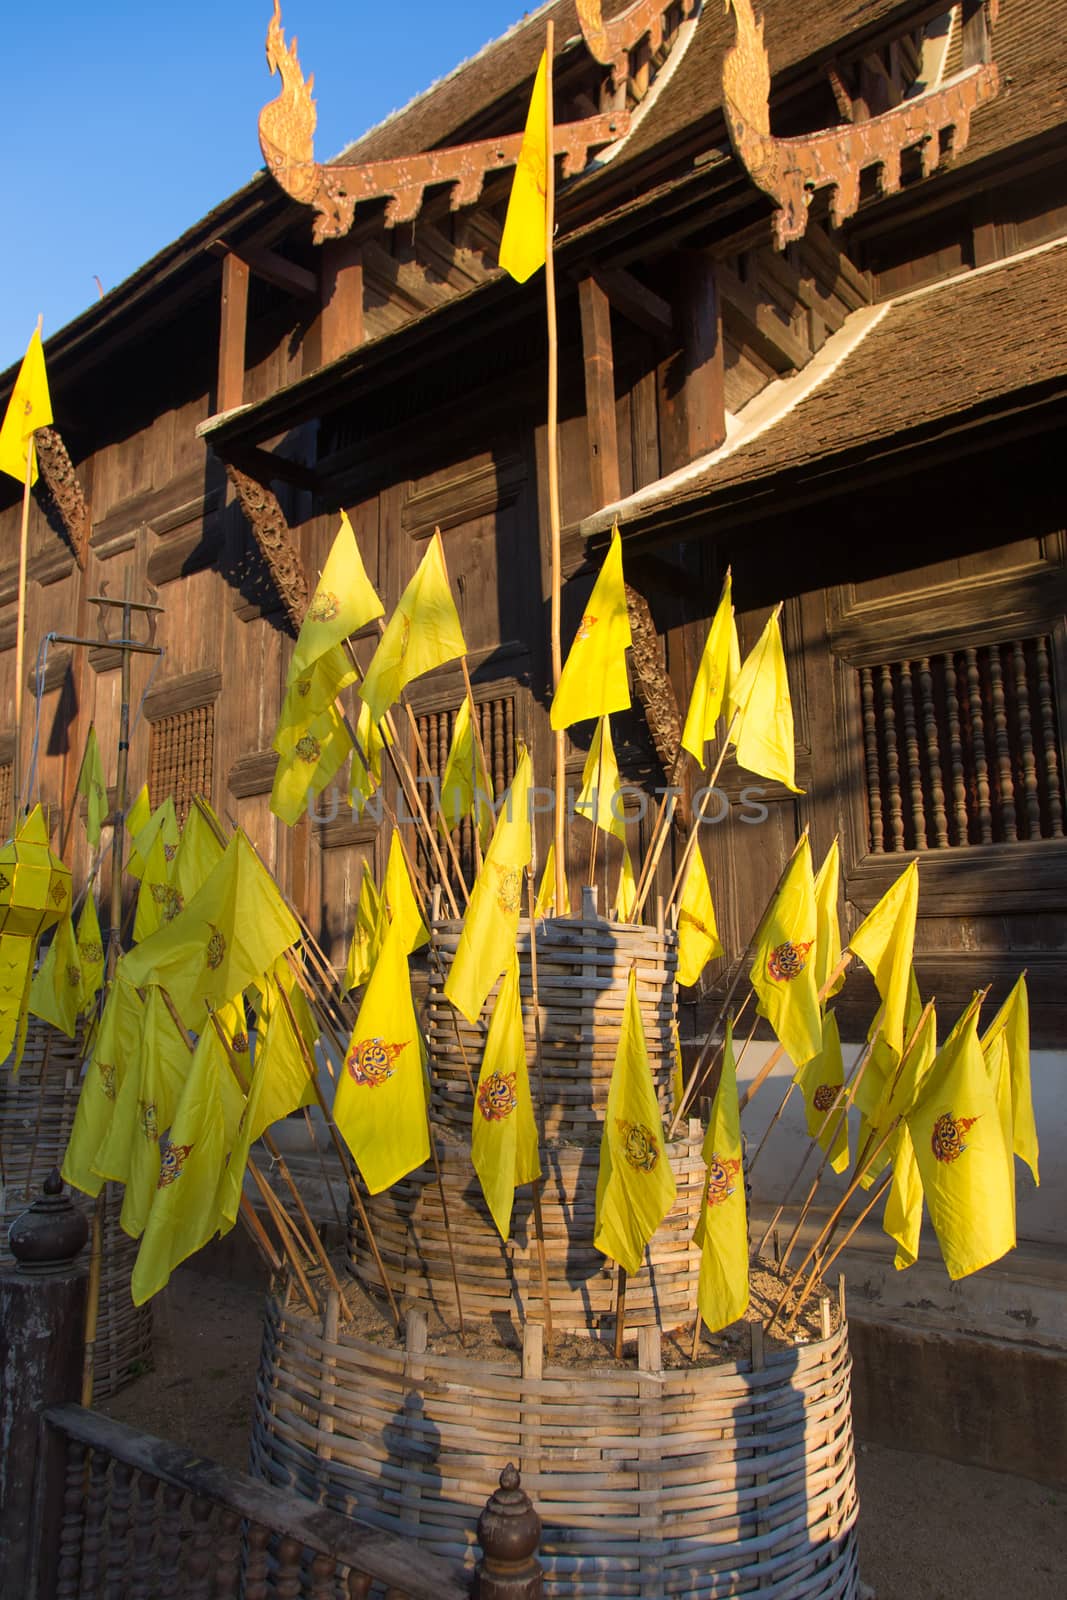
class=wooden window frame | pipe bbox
[144,669,222,825]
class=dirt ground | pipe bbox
[98,1266,1066,1599]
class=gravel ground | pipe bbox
[98,1267,1066,1598]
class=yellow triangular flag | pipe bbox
[350,698,391,817]
[905,1007,1015,1280]
[61,978,145,1199]
[274,642,358,756]
[534,844,570,917]
[439,697,494,844]
[883,1123,924,1270]
[76,725,109,849]
[498,51,548,284]
[471,957,541,1239]
[383,832,429,954]
[728,611,801,792]
[676,846,723,988]
[123,785,152,875]
[289,511,383,681]
[75,892,106,1016]
[270,702,353,826]
[0,327,52,484]
[344,865,381,992]
[133,829,184,943]
[693,1016,749,1333]
[849,859,919,1062]
[981,975,1038,1186]
[594,967,677,1275]
[793,1008,849,1174]
[359,530,466,724]
[613,845,637,922]
[813,838,845,1001]
[551,526,631,730]
[750,836,821,1067]
[125,798,179,882]
[444,748,532,1023]
[575,716,627,841]
[173,798,226,905]
[334,923,431,1193]
[681,573,739,762]
[28,915,82,1038]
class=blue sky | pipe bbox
[1,1,532,369]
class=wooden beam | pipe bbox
[208,238,319,300]
[578,275,622,509]
[716,259,809,376]
[410,220,494,291]
[658,253,726,473]
[217,252,249,414]
[320,237,365,366]
[361,238,449,315]
[228,444,320,494]
[593,266,673,342]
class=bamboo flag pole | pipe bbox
[524,867,555,1353]
[435,530,493,876]
[12,316,44,822]
[543,21,568,916]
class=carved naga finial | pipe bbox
[258,1,321,206]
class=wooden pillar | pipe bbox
[0,1174,88,1600]
[657,254,726,475]
[320,237,365,366]
[217,252,250,414]
[578,275,621,509]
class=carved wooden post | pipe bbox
[0,1171,88,1600]
[475,1463,542,1599]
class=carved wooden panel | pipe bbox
[147,703,216,827]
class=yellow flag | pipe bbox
[693,1016,749,1333]
[0,327,52,484]
[119,830,301,1029]
[61,978,145,1199]
[883,1123,924,1270]
[445,748,532,1023]
[334,923,431,1193]
[681,573,739,762]
[575,716,626,842]
[905,1007,1015,1280]
[750,836,821,1067]
[383,832,429,954]
[981,975,1038,1185]
[849,859,919,1061]
[857,981,933,1192]
[594,968,677,1275]
[812,838,845,1000]
[218,975,317,1227]
[289,511,383,681]
[793,1008,849,1174]
[498,51,548,284]
[76,725,109,849]
[173,798,226,905]
[728,611,801,792]
[676,845,723,988]
[92,985,191,1240]
[131,1021,246,1304]
[551,526,631,729]
[613,845,637,922]
[359,530,466,724]
[471,957,541,1239]
[123,785,152,875]
[28,915,82,1038]
[75,892,105,1015]
[274,642,358,756]
[270,702,353,826]
[344,865,381,992]
[534,844,569,917]
[133,829,184,943]
[438,698,494,844]
[126,798,179,882]
[350,698,391,817]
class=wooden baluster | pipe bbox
[944,655,970,845]
[156,1482,184,1600]
[1035,634,1064,836]
[899,659,926,848]
[504,694,515,779]
[308,1550,337,1600]
[130,1472,158,1600]
[880,664,905,850]
[104,1459,133,1599]
[55,1439,86,1600]
[988,643,1017,840]
[242,1520,272,1600]
[492,697,507,795]
[964,646,994,843]
[186,1495,214,1598]
[211,1506,243,1598]
[346,1575,373,1599]
[1012,640,1042,839]
[860,666,884,852]
[918,657,949,847]
[80,1448,109,1595]
[275,1533,304,1600]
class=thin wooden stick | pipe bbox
[13,427,35,818]
[630,791,676,923]
[248,1158,321,1312]
[238,1191,284,1274]
[587,721,607,885]
[690,1303,703,1362]
[787,1169,894,1330]
[613,1264,627,1359]
[301,1104,344,1231]
[427,1135,466,1344]
[664,705,744,915]
[523,868,553,1350]
[543,21,567,916]
[458,656,487,874]
[632,747,684,916]
[736,952,854,1114]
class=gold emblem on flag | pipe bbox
[150,883,184,921]
[157,1140,194,1186]
[97,1061,117,1101]
[346,1035,404,1087]
[307,590,340,622]
[768,939,813,982]
[812,1084,837,1113]
[295,677,312,698]
[705,1152,742,1208]
[295,733,321,764]
[931,1110,979,1164]
[231,1031,249,1054]
[163,842,177,863]
[576,612,597,642]
[66,963,82,989]
[492,864,522,915]
[139,1100,159,1142]
[79,939,103,965]
[617,1119,660,1173]
[205,927,226,970]
[477,1070,518,1122]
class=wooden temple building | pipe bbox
[2,0,1065,1476]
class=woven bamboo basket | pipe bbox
[349,1131,707,1334]
[251,1294,860,1598]
[1,1018,153,1398]
[426,913,679,1141]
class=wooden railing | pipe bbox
[45,1403,471,1600]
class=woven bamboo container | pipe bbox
[426,913,679,1141]
[251,1295,860,1598]
[1,1018,153,1398]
